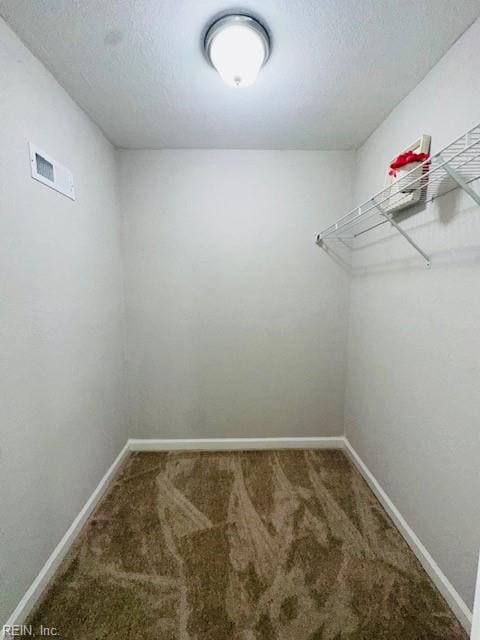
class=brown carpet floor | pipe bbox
[28,450,467,639]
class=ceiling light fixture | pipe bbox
[204,14,270,88]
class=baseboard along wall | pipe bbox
[128,436,345,451]
[1,442,131,640]
[1,436,472,637]
[342,438,472,633]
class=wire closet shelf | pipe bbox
[316,123,480,267]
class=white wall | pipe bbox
[345,18,480,610]
[119,150,353,439]
[0,19,126,624]
[3,4,479,628]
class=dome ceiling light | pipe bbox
[204,14,270,88]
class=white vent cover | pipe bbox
[29,143,75,200]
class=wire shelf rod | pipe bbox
[316,122,480,266]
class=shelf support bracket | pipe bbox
[439,156,480,207]
[375,202,431,267]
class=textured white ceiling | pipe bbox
[1,0,479,149]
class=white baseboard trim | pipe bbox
[1,442,130,640]
[3,435,471,636]
[128,436,345,451]
[1,436,342,636]
[472,552,480,639]
[343,437,472,633]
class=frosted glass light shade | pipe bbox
[205,15,270,88]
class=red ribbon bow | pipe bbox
[389,151,429,177]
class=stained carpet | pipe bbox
[28,450,466,639]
